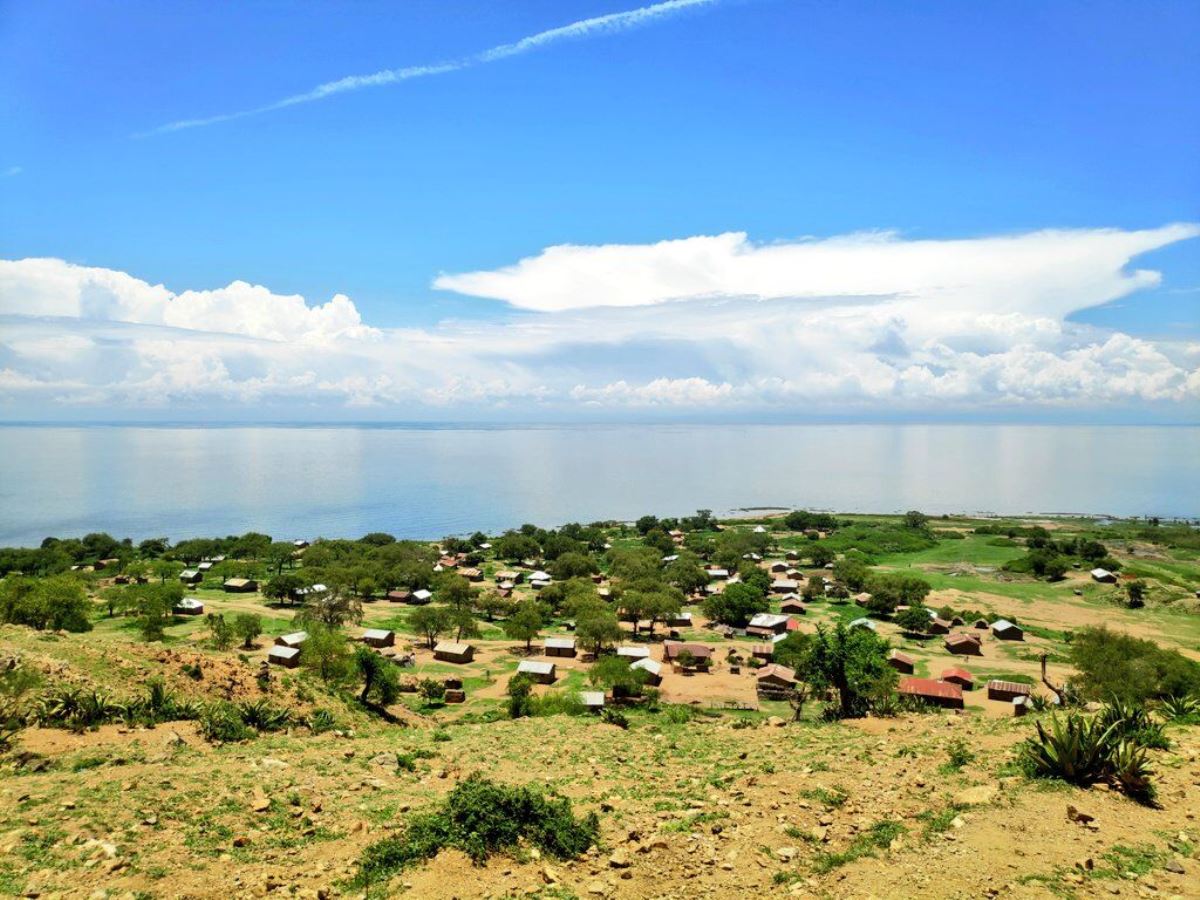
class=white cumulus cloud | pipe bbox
[1,223,1198,419]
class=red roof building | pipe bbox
[898,677,964,709]
[940,667,975,689]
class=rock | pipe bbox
[776,846,797,861]
[370,752,397,767]
[766,716,786,728]
[609,849,631,868]
[954,785,998,807]
[260,757,289,770]
[1164,859,1185,875]
[541,866,560,884]
[251,788,271,813]
[1066,805,1094,825]
[232,836,251,847]
[587,881,607,895]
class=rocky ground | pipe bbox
[2,634,1198,900]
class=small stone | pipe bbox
[776,846,797,862]
[1164,859,1185,875]
[609,849,630,868]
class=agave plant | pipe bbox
[1099,697,1169,749]
[1108,739,1155,803]
[237,699,292,732]
[1021,713,1116,785]
[1158,694,1200,722]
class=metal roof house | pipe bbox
[222,577,258,593]
[433,641,475,664]
[887,650,915,674]
[898,677,964,710]
[1091,568,1117,583]
[944,633,983,655]
[941,667,975,689]
[517,659,557,684]
[544,636,577,657]
[362,629,395,648]
[987,679,1032,702]
[990,619,1024,641]
[630,657,663,684]
[746,613,791,636]
[849,618,876,631]
[756,663,797,689]
[617,645,650,660]
[580,691,606,710]
[411,589,433,604]
[179,569,202,584]
[275,631,309,648]
[268,645,301,668]
[174,597,204,616]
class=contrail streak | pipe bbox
[138,0,720,137]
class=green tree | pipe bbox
[1070,626,1200,703]
[864,572,931,615]
[506,673,535,718]
[799,623,896,719]
[1125,580,1148,609]
[409,605,454,649]
[297,586,363,628]
[503,600,547,652]
[264,541,297,575]
[575,603,622,657]
[702,582,767,627]
[451,607,481,642]
[264,573,305,605]
[894,606,931,635]
[809,545,836,568]
[206,613,233,650]
[588,655,646,698]
[550,552,598,581]
[131,583,181,642]
[234,613,263,649]
[300,624,351,683]
[0,576,93,632]
[832,558,870,591]
[355,645,400,706]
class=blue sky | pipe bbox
[0,0,1198,421]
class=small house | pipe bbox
[445,689,466,703]
[853,592,873,607]
[849,617,876,631]
[179,569,202,585]
[461,567,484,582]
[780,598,807,615]
[276,631,309,649]
[663,641,713,669]
[756,663,798,690]
[753,525,767,534]
[411,589,433,604]
[986,679,1032,702]
[887,650,915,674]
[386,589,411,603]
[705,567,730,580]
[941,667,975,690]
[268,645,301,668]
[543,636,577,658]
[927,616,952,635]
[197,561,213,572]
[617,645,650,660]
[991,619,1024,641]
[770,579,800,595]
[517,659,557,684]
[630,657,663,685]
[898,677,964,710]
[174,597,204,616]
[362,629,395,648]
[667,611,693,628]
[580,691,606,710]
[769,561,789,573]
[1090,568,1117,583]
[746,613,791,637]
[223,577,258,593]
[293,539,310,549]
[750,643,774,661]
[944,633,982,656]
[433,641,475,664]
[496,570,523,584]
[972,618,989,629]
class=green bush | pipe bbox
[306,708,337,733]
[199,701,253,743]
[354,774,599,886]
[236,699,292,732]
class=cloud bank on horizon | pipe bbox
[1,223,1198,419]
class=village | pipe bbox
[1,510,1199,898]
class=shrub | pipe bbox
[306,708,337,734]
[1158,694,1200,723]
[237,699,292,732]
[1070,627,1200,703]
[199,701,253,743]
[354,774,599,886]
[942,737,975,772]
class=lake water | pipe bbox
[0,424,1195,546]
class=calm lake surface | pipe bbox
[0,424,1196,546]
